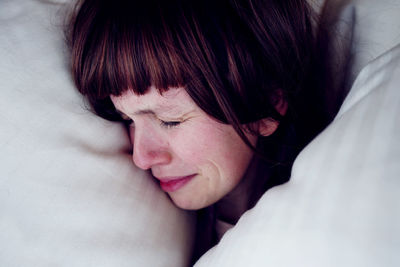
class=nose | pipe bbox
[130,123,172,170]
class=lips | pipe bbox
[157,174,196,192]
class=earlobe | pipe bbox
[258,118,279,137]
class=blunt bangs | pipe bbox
[70,0,196,100]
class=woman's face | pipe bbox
[111,87,257,210]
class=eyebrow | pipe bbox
[114,108,155,119]
[133,109,156,116]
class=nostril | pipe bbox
[132,148,151,170]
[132,147,172,170]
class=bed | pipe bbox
[1,0,399,266]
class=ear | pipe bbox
[258,90,288,137]
[258,118,279,137]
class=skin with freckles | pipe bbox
[111,87,260,210]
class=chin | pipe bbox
[170,195,212,211]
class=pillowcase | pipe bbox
[0,1,194,266]
[194,41,400,267]
[343,0,400,82]
[309,0,400,118]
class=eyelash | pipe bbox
[123,119,134,127]
[122,118,181,129]
[159,120,182,129]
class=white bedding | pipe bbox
[1,0,399,266]
[0,1,194,266]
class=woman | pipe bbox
[67,0,332,262]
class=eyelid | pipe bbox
[119,114,133,126]
[159,119,182,129]
[118,112,130,121]
[117,110,188,129]
[123,119,134,128]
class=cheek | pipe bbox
[170,123,215,164]
[170,119,253,173]
[167,120,256,209]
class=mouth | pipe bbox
[156,174,196,192]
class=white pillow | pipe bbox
[309,0,400,116]
[344,0,400,82]
[0,1,194,266]
[313,0,400,82]
[194,42,400,266]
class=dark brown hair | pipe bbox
[67,0,329,154]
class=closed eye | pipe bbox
[159,120,181,129]
[122,118,134,127]
[116,111,134,127]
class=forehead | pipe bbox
[110,86,194,115]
